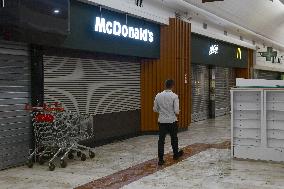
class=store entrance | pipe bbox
[191,65,235,122]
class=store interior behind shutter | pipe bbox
[0,41,31,170]
[191,64,210,122]
[254,70,281,80]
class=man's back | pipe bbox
[153,90,179,123]
[154,79,183,166]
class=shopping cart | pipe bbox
[26,104,95,171]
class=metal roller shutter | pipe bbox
[254,70,281,80]
[43,55,141,115]
[0,41,31,170]
[215,67,235,117]
[191,64,210,122]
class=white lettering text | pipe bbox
[94,17,154,43]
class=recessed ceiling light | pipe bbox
[53,9,60,14]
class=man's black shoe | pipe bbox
[173,150,184,160]
[158,160,165,166]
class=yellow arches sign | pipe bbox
[237,47,242,60]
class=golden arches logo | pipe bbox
[237,48,242,59]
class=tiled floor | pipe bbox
[76,141,231,189]
[123,148,284,189]
[1,116,284,189]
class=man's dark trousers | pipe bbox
[158,122,179,161]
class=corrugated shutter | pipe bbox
[43,55,141,115]
[254,70,281,80]
[0,41,31,170]
[215,67,235,117]
[191,64,210,122]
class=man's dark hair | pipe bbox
[165,79,175,89]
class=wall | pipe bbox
[255,44,284,73]
[189,18,256,50]
[141,18,191,132]
[79,0,175,24]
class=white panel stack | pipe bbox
[231,88,284,162]
[266,91,284,151]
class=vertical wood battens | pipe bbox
[188,27,192,123]
[141,18,191,132]
[235,49,254,79]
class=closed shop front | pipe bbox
[38,0,160,144]
[191,64,210,122]
[191,34,248,122]
[215,67,235,117]
[43,54,141,142]
[0,41,32,170]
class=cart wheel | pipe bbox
[60,160,67,168]
[77,151,82,157]
[68,153,74,160]
[26,159,33,168]
[81,153,87,161]
[89,151,95,159]
[49,163,56,171]
[38,156,45,165]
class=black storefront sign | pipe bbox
[192,34,248,68]
[63,0,160,58]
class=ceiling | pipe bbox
[183,0,284,49]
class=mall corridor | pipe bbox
[1,0,284,188]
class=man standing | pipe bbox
[153,79,184,166]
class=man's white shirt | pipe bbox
[153,90,179,123]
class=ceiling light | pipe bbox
[53,9,60,14]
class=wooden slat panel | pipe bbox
[248,49,254,79]
[141,18,191,132]
[235,49,253,79]
[235,68,249,79]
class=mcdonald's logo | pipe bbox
[237,48,242,60]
